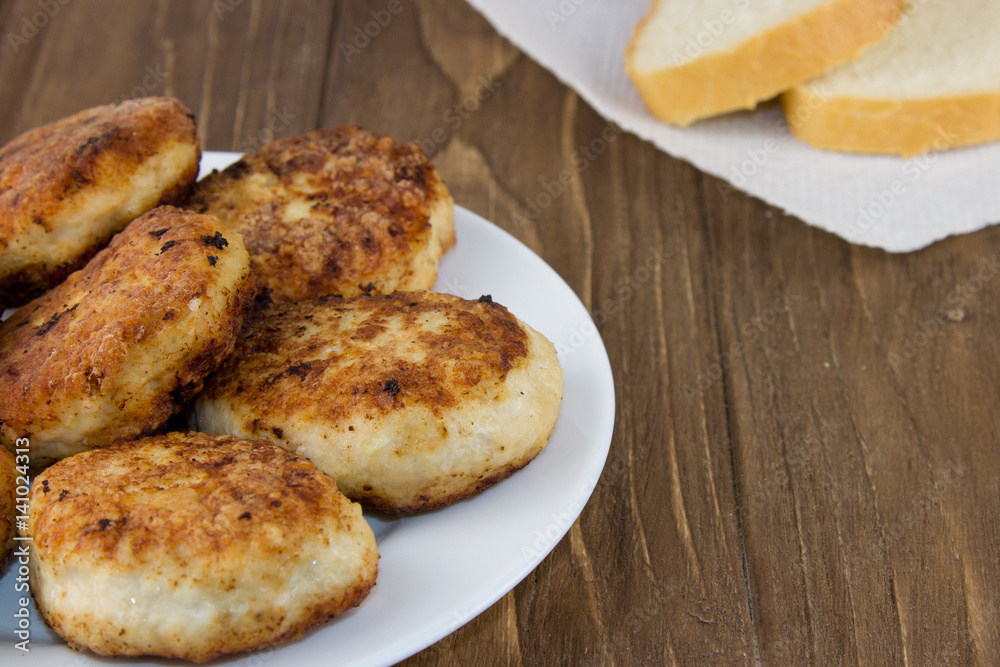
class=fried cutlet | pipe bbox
[0,206,255,468]
[185,127,455,303]
[0,97,200,309]
[25,432,377,662]
[195,291,563,513]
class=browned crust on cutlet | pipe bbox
[197,290,563,514]
[186,126,454,302]
[366,460,533,515]
[28,432,376,662]
[0,97,200,306]
[0,447,15,560]
[30,433,351,565]
[0,206,256,458]
[203,291,528,427]
[0,251,87,313]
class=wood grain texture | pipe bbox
[1,0,998,664]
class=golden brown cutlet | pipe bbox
[195,290,563,513]
[0,97,200,309]
[26,432,377,662]
[185,126,455,303]
[0,205,255,468]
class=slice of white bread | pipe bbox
[782,0,1000,156]
[626,0,904,127]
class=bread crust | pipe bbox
[0,206,256,468]
[26,432,377,662]
[186,127,455,303]
[782,85,1000,157]
[195,291,564,513]
[0,97,200,308]
[626,0,904,126]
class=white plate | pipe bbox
[0,152,615,665]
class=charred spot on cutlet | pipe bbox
[287,362,311,380]
[36,312,63,336]
[201,232,229,249]
[223,160,250,179]
[255,287,274,307]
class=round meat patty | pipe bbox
[0,96,200,309]
[185,126,455,303]
[0,206,256,468]
[24,432,378,662]
[195,291,563,513]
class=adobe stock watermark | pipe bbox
[415,601,487,661]
[716,85,831,202]
[109,64,168,106]
[11,437,32,653]
[883,460,968,550]
[338,0,414,64]
[876,0,930,38]
[544,0,589,31]
[668,0,751,67]
[213,0,243,20]
[741,420,846,507]
[888,254,1000,368]
[554,245,673,359]
[512,123,623,232]
[621,577,685,629]
[414,76,501,158]
[233,646,277,667]
[844,126,960,242]
[6,0,72,54]
[236,107,297,154]
[577,574,690,666]
[519,485,594,563]
[577,577,686,667]
[683,291,800,402]
[435,274,470,299]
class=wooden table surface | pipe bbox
[3,0,998,664]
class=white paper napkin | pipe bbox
[465,0,1000,252]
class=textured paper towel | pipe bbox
[464,0,1000,253]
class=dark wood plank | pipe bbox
[0,0,332,150]
[320,1,456,143]
[189,0,335,151]
[1,0,166,138]
[2,0,999,665]
[566,109,758,664]
[700,175,1000,664]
